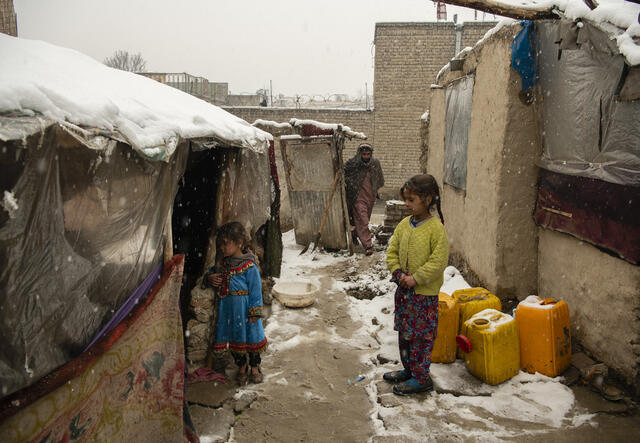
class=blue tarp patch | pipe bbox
[510,20,536,91]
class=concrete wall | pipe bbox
[0,0,17,36]
[427,23,538,300]
[374,22,495,197]
[538,229,640,388]
[227,94,264,107]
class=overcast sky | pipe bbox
[14,0,496,97]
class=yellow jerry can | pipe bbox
[457,309,520,385]
[432,292,459,363]
[516,295,571,377]
[453,287,501,358]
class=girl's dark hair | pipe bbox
[400,174,444,223]
[216,221,248,249]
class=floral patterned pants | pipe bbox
[392,270,439,384]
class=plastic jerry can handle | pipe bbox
[541,298,557,305]
[472,318,490,329]
[456,334,472,354]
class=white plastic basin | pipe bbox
[272,281,319,308]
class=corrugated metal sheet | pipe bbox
[281,138,349,250]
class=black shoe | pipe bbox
[393,377,434,396]
[383,370,411,384]
[351,231,359,246]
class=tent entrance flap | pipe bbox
[172,147,225,313]
[280,135,349,250]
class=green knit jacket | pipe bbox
[386,216,450,296]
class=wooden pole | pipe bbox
[438,0,558,20]
[163,207,173,265]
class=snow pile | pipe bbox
[435,371,593,430]
[276,230,352,288]
[252,118,368,139]
[289,118,367,139]
[0,34,272,160]
[519,294,557,310]
[464,308,515,332]
[252,119,291,130]
[2,190,18,219]
[440,265,472,296]
[476,18,519,47]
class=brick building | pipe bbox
[226,21,496,198]
[0,0,17,36]
[373,22,494,194]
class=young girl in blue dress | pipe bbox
[207,222,267,385]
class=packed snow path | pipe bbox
[191,231,640,442]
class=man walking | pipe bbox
[344,143,384,255]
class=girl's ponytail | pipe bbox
[435,192,444,225]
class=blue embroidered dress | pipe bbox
[212,258,267,354]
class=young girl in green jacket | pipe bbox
[385,174,449,395]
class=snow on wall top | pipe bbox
[0,34,272,160]
[252,118,367,139]
[458,0,640,65]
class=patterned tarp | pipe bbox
[0,256,187,442]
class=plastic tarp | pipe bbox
[536,21,640,187]
[0,123,187,398]
[444,75,474,190]
[511,20,536,91]
[204,146,274,270]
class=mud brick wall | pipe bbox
[373,22,496,197]
[0,0,17,36]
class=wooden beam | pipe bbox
[439,0,558,20]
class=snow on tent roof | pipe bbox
[441,0,640,66]
[0,34,272,160]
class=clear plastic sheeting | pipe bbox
[444,75,474,190]
[0,124,187,398]
[536,21,640,187]
[209,146,273,267]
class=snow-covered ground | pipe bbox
[268,229,597,441]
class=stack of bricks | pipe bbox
[376,200,410,244]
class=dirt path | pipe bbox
[231,263,378,442]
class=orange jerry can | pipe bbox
[516,295,571,377]
[453,288,501,358]
[432,292,459,363]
